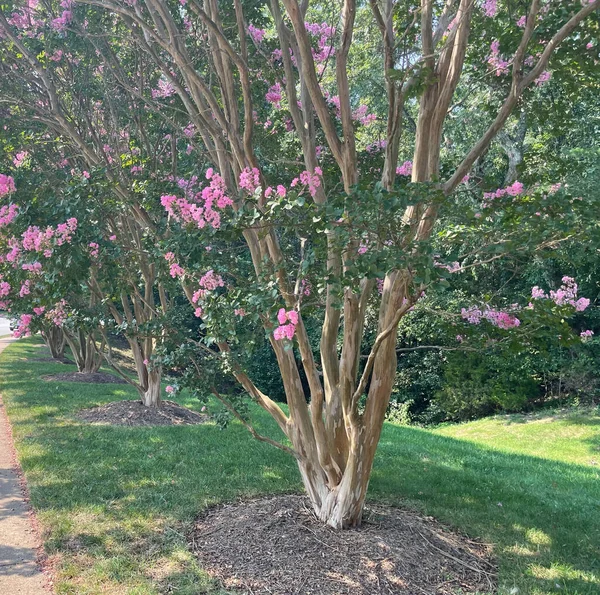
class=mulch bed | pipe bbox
[76,399,209,426]
[190,495,496,594]
[42,371,126,384]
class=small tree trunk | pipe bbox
[140,368,162,407]
[42,326,66,360]
[64,329,102,374]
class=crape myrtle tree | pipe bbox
[2,0,599,527]
[0,143,112,373]
[79,0,599,528]
[0,8,207,405]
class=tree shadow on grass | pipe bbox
[373,424,600,594]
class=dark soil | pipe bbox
[42,371,126,384]
[190,495,496,595]
[76,399,209,426]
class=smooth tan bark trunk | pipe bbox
[64,329,103,374]
[41,326,66,360]
[140,368,162,408]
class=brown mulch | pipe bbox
[42,371,126,384]
[190,495,496,595]
[76,399,209,426]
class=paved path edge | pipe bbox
[0,337,54,593]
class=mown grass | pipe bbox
[1,337,599,594]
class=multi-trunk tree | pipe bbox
[1,0,598,528]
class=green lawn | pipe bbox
[1,337,599,594]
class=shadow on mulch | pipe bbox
[42,371,126,384]
[190,495,496,595]
[76,399,209,426]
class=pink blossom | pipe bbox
[0,174,16,197]
[194,307,203,318]
[580,330,594,340]
[169,262,185,278]
[82,170,90,179]
[165,385,175,394]
[535,71,552,86]
[483,0,497,17]
[277,308,287,325]
[19,280,31,298]
[274,323,296,341]
[152,78,176,99]
[396,161,413,177]
[13,151,28,168]
[239,167,261,194]
[199,269,224,291]
[0,204,19,228]
[531,286,547,299]
[266,83,282,109]
[517,15,527,27]
[248,24,265,43]
[276,185,286,198]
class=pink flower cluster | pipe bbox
[483,0,497,17]
[51,9,72,32]
[531,277,590,312]
[291,168,322,198]
[161,170,232,230]
[0,204,19,228]
[248,24,265,44]
[164,252,184,278]
[352,104,377,126]
[89,242,99,259]
[396,161,413,177]
[13,314,33,339]
[198,269,224,291]
[304,22,335,70]
[47,300,67,326]
[13,151,28,168]
[13,218,78,260]
[21,262,42,273]
[264,185,287,198]
[0,280,10,298]
[19,280,31,298]
[580,330,594,340]
[152,78,176,99]
[266,83,282,109]
[239,167,261,194]
[488,40,509,76]
[274,308,299,341]
[461,305,521,329]
[482,181,524,207]
[0,174,16,197]
[535,71,552,86]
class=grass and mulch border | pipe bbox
[1,336,599,594]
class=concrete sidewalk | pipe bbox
[0,337,50,594]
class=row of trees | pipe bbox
[1,0,598,528]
